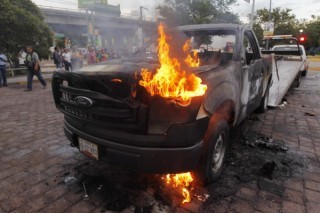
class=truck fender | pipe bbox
[203,81,238,126]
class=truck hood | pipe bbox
[52,59,210,134]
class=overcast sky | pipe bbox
[32,0,320,22]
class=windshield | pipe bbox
[272,46,303,55]
[184,30,236,66]
[273,46,302,51]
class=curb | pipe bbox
[308,67,320,71]
[7,73,53,86]
[307,56,320,62]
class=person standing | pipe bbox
[62,49,72,71]
[53,47,62,69]
[24,46,47,91]
[87,47,96,65]
[0,49,8,88]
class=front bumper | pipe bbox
[64,121,204,173]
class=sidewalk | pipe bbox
[7,60,90,85]
[7,67,55,85]
[7,73,54,85]
[7,61,69,85]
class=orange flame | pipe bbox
[183,39,200,67]
[165,172,194,203]
[139,23,207,104]
[185,51,200,67]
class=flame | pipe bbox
[185,51,200,67]
[139,23,207,104]
[165,172,194,203]
[183,39,200,67]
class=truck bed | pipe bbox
[268,60,303,107]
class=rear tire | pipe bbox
[293,72,302,87]
[196,120,229,184]
[301,70,307,77]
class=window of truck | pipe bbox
[187,30,236,66]
[272,46,303,55]
[243,30,261,65]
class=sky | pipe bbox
[31,0,320,22]
[233,0,320,22]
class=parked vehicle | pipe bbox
[272,44,308,76]
[261,36,308,107]
[52,24,274,183]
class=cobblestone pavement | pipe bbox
[0,71,319,213]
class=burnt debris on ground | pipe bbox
[59,128,312,212]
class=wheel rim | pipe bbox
[211,133,226,173]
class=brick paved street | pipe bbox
[0,71,319,213]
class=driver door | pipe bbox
[240,30,264,114]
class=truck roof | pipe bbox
[177,24,245,32]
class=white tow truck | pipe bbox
[261,35,309,107]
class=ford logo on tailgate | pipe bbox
[74,96,93,107]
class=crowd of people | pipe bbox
[85,47,120,65]
[52,47,81,71]
[52,46,120,70]
[0,45,122,91]
[0,46,47,91]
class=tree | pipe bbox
[304,19,320,48]
[253,23,264,44]
[158,0,239,26]
[0,0,53,59]
[254,7,297,36]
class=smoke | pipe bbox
[110,0,164,18]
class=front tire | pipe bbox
[196,120,229,184]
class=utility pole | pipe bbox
[85,6,95,48]
[86,9,90,46]
[140,6,148,48]
[268,0,272,23]
[250,0,255,29]
[266,0,272,50]
[91,9,95,49]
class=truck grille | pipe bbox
[52,73,148,133]
[62,104,94,120]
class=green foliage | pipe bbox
[255,7,296,36]
[55,37,65,49]
[254,8,320,49]
[158,0,239,26]
[253,23,263,44]
[304,20,320,47]
[0,0,53,59]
